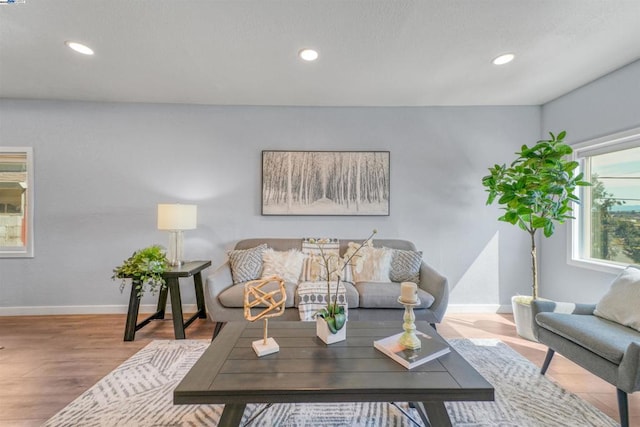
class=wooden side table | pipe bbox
[123,260,211,341]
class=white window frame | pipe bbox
[0,146,34,258]
[568,127,640,274]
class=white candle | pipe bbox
[400,282,418,303]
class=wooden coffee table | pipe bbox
[174,321,494,427]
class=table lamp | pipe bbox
[157,203,197,267]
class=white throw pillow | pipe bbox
[594,266,640,332]
[350,244,392,283]
[261,248,306,283]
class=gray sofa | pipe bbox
[532,300,640,427]
[205,238,449,338]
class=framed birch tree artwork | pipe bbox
[262,151,390,216]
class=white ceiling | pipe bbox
[1,0,640,107]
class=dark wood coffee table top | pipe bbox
[174,321,493,427]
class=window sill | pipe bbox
[567,257,627,275]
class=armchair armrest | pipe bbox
[619,341,640,393]
[418,261,449,323]
[203,261,234,323]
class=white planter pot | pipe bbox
[511,296,537,342]
[316,317,346,344]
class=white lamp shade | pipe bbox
[157,204,197,230]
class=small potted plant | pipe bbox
[112,245,170,297]
[482,131,589,340]
[311,230,377,343]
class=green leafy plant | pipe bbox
[112,245,169,297]
[311,229,377,333]
[482,131,590,300]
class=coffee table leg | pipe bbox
[218,403,246,427]
[412,401,452,427]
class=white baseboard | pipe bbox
[0,304,199,316]
[447,304,512,314]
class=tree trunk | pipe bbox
[531,230,538,300]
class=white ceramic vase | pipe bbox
[316,316,346,344]
[511,295,537,342]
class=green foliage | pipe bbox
[112,245,169,297]
[482,131,590,298]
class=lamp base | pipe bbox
[167,230,185,267]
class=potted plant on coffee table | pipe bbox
[311,229,377,344]
[112,245,170,297]
[482,131,590,341]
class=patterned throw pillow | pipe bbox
[227,244,267,284]
[261,248,306,283]
[388,248,422,283]
[301,238,341,282]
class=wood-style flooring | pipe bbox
[0,313,636,426]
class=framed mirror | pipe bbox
[0,147,34,257]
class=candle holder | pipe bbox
[397,296,422,350]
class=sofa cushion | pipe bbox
[388,248,422,283]
[218,280,297,308]
[535,312,640,364]
[355,282,435,309]
[261,248,306,283]
[351,245,393,283]
[594,266,640,332]
[228,244,267,284]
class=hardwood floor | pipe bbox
[0,313,636,426]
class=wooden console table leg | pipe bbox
[218,403,246,427]
[167,277,186,339]
[124,282,141,341]
[156,285,169,319]
[194,272,207,319]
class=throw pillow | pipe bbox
[350,244,393,283]
[594,266,640,331]
[261,248,306,283]
[301,238,341,282]
[227,243,267,284]
[388,248,422,283]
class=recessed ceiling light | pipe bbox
[492,53,514,65]
[65,41,94,56]
[299,48,319,62]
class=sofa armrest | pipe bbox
[204,261,234,323]
[418,261,449,323]
[619,341,640,393]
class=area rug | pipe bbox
[44,339,617,427]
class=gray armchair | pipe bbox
[532,300,640,427]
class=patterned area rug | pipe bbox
[44,339,617,427]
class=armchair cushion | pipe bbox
[594,266,640,332]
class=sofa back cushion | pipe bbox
[594,266,640,332]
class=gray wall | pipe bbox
[0,101,539,313]
[540,59,640,302]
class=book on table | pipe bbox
[374,330,450,369]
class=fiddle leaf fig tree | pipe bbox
[482,131,590,300]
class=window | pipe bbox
[0,147,34,257]
[571,128,640,271]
